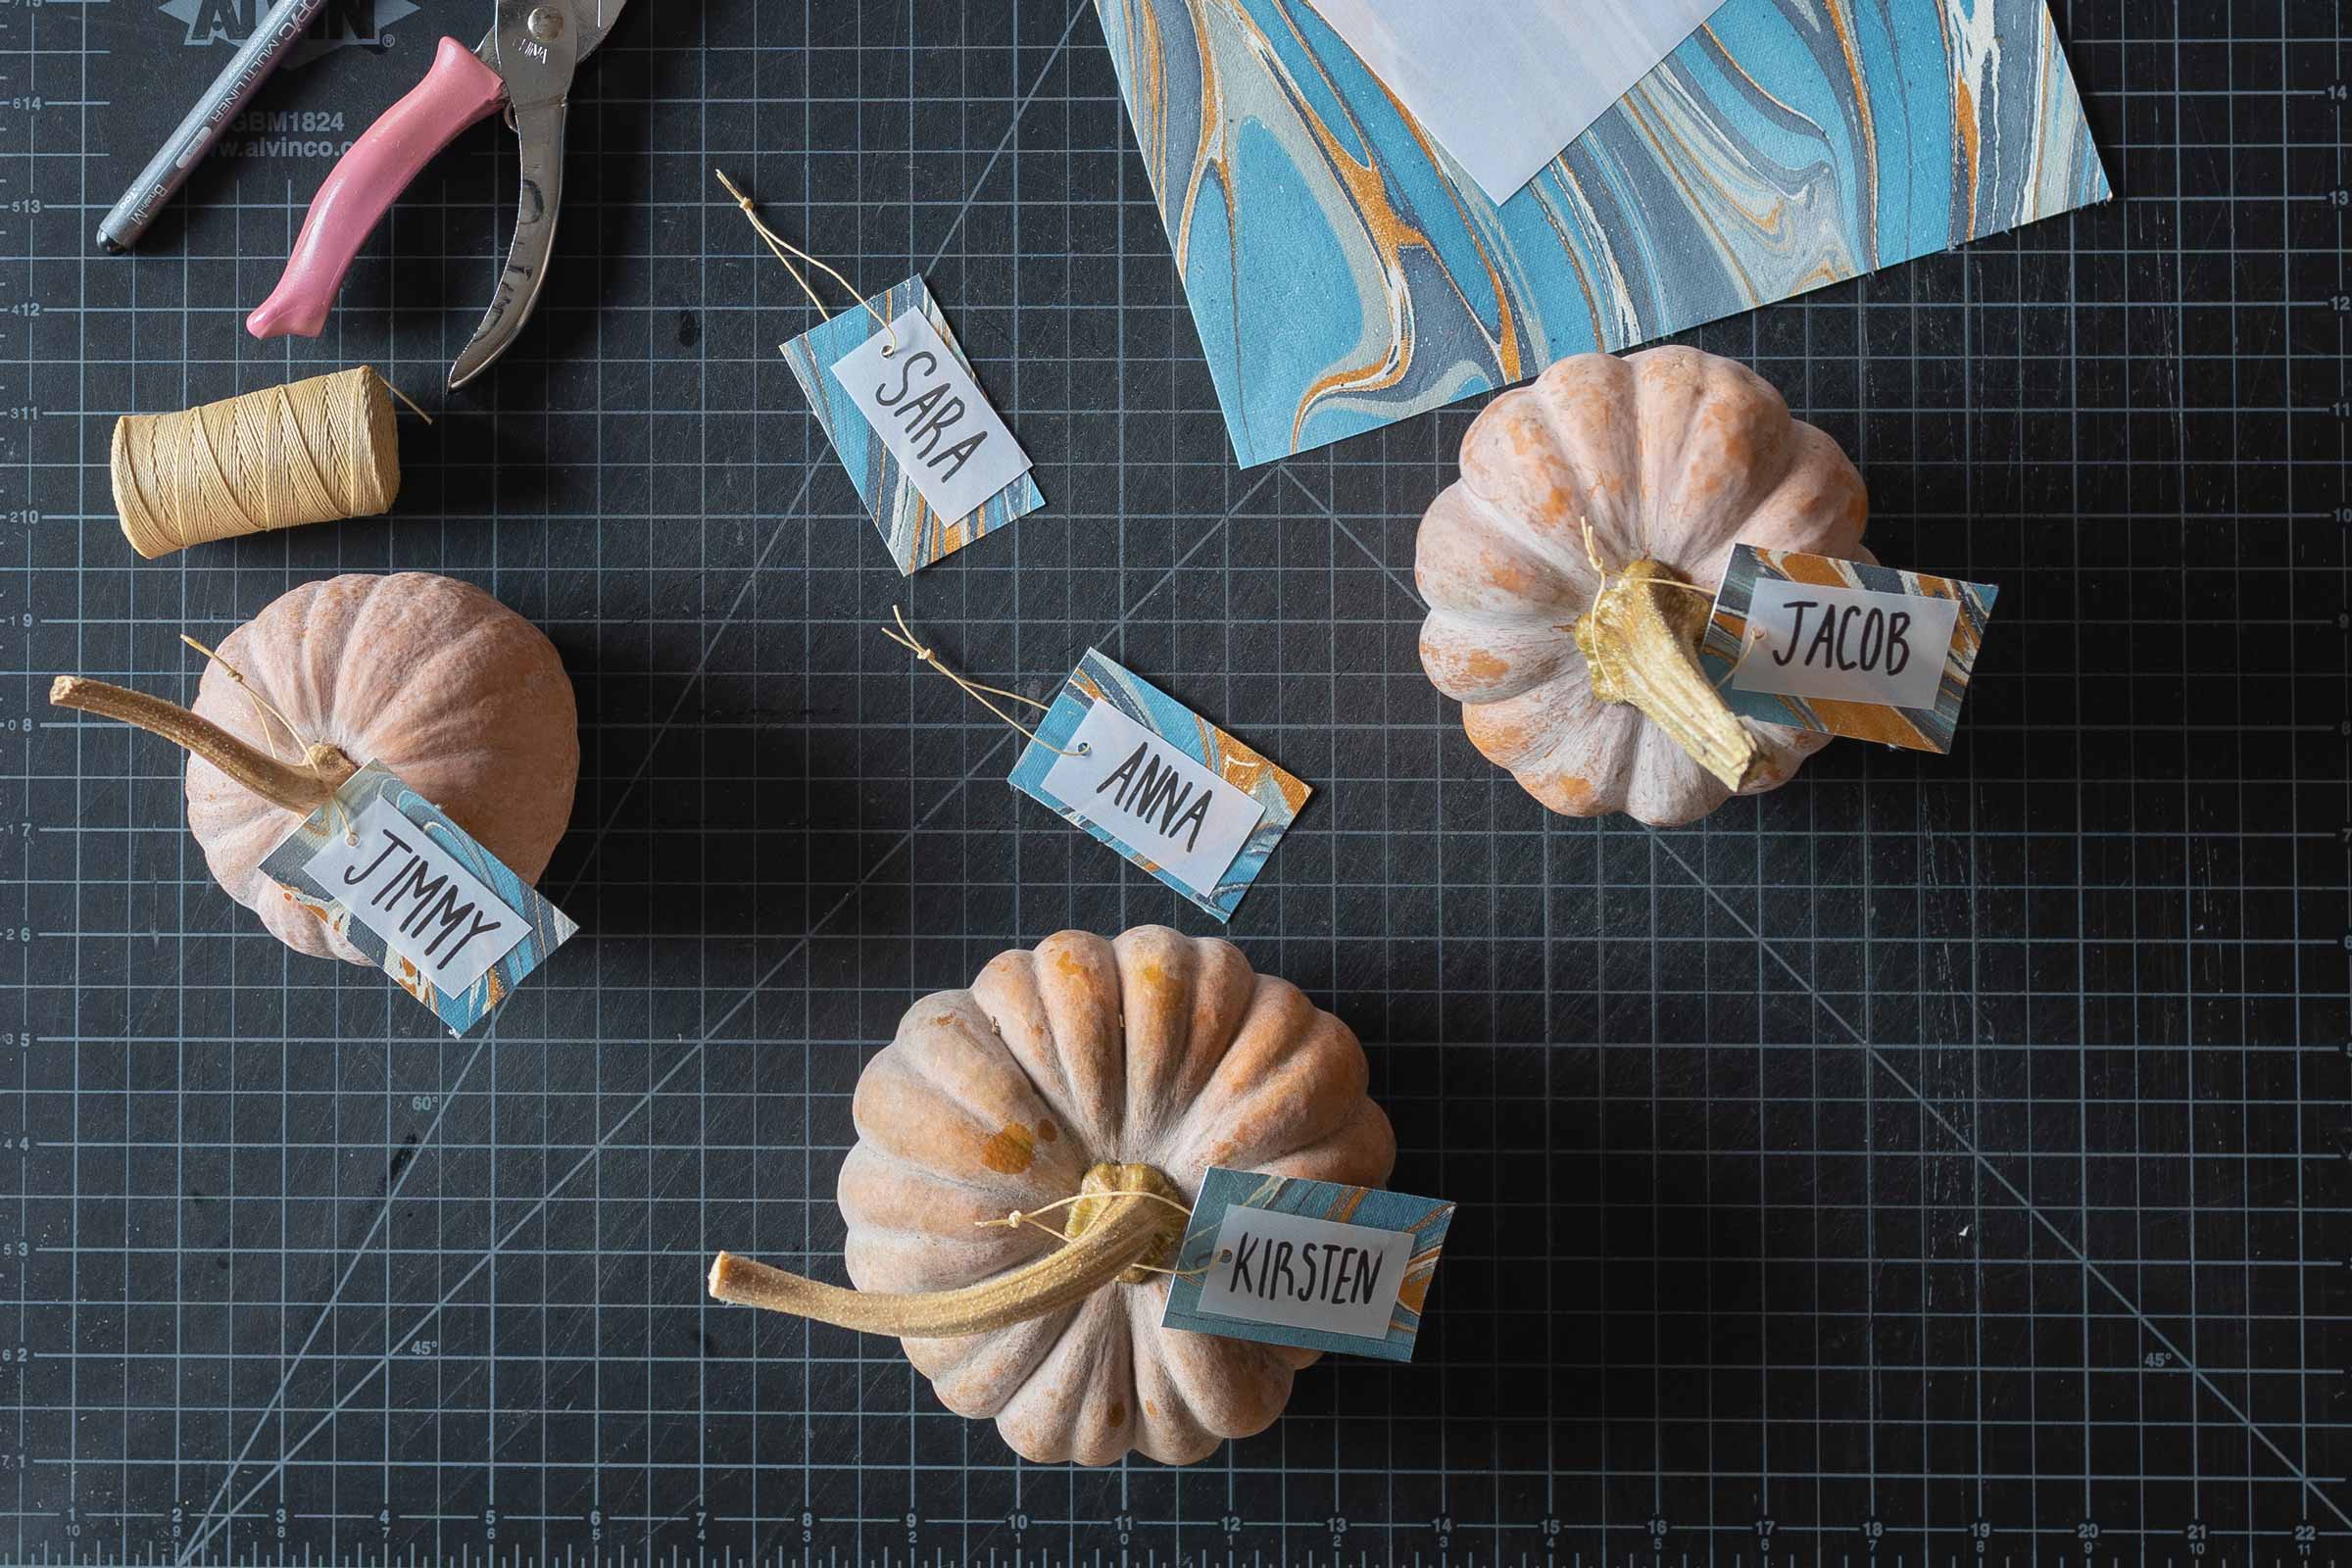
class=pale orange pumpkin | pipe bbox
[710,925,1396,1466]
[1416,347,1872,826]
[51,572,578,961]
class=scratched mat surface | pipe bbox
[0,1,2346,1563]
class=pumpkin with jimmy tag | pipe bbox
[710,926,1396,1466]
[51,572,579,963]
[1415,346,1873,826]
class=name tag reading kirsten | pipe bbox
[1192,1204,1416,1341]
[1040,702,1265,898]
[306,799,529,995]
[830,309,1033,527]
[1161,1168,1454,1361]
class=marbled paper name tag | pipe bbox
[261,761,577,1037]
[1009,650,1307,922]
[1161,1168,1454,1362]
[781,275,1043,575]
[1701,545,1999,755]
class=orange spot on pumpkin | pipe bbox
[1541,774,1600,814]
[1457,648,1511,683]
[979,1124,1036,1174]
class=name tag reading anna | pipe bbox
[307,798,529,995]
[1009,649,1309,922]
[1040,703,1266,897]
[830,309,1033,527]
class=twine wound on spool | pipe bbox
[113,368,420,560]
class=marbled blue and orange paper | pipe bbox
[1096,0,2112,466]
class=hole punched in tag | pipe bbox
[880,607,1088,759]
[714,168,899,357]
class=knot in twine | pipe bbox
[113,368,417,561]
[880,607,1087,759]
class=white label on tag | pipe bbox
[829,310,1032,526]
[1731,577,1963,710]
[1192,1204,1417,1341]
[306,799,530,995]
[1041,702,1266,894]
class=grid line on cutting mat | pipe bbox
[0,0,2345,1563]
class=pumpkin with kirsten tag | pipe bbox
[50,572,578,962]
[710,925,1396,1466]
[1416,346,1873,826]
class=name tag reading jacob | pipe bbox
[306,800,528,995]
[830,310,1032,526]
[1041,703,1265,896]
[1734,577,1961,710]
[1701,544,1999,755]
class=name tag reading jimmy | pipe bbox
[260,761,578,1036]
[829,308,1033,532]
[306,799,527,996]
[1701,544,1999,755]
[1009,650,1309,922]
[1161,1168,1454,1362]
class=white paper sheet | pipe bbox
[1304,0,1730,204]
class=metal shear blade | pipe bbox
[450,0,629,389]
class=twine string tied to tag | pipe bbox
[880,607,1087,759]
[714,168,900,356]
[976,1190,1209,1281]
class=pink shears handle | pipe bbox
[247,37,506,341]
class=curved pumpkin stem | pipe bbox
[710,1178,1180,1340]
[1575,561,1759,793]
[49,676,355,816]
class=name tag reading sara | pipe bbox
[830,309,1033,528]
[1040,702,1265,898]
[306,798,529,996]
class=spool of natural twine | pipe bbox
[112,368,403,560]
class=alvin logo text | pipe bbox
[159,0,423,64]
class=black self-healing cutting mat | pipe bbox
[0,1,2345,1561]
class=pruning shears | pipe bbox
[246,0,631,390]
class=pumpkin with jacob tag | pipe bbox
[1416,346,1872,826]
[710,925,1396,1466]
[50,571,578,961]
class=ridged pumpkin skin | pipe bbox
[183,572,578,962]
[1417,347,1872,826]
[839,926,1396,1466]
